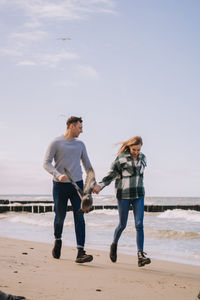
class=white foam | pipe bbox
[9,214,53,227]
[90,209,118,216]
[6,212,75,228]
[144,228,200,239]
[158,209,200,223]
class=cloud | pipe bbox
[17,60,36,66]
[76,64,99,79]
[24,19,42,28]
[0,46,23,57]
[0,30,46,60]
[15,50,79,68]
[54,64,99,86]
[41,50,79,64]
[54,79,77,88]
[36,50,79,67]
[1,24,79,67]
[0,0,116,68]
[1,44,79,67]
[11,30,47,41]
[5,0,116,21]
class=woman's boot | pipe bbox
[138,251,151,267]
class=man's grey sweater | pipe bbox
[43,135,92,182]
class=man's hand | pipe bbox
[58,174,68,182]
[93,184,101,194]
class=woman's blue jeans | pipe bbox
[53,180,85,248]
[113,198,144,251]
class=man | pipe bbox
[43,116,93,263]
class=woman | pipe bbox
[94,136,151,267]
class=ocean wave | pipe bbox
[0,214,7,220]
[144,228,200,239]
[8,215,53,227]
[157,209,200,223]
[5,213,74,228]
[90,209,118,216]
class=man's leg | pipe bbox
[70,181,93,263]
[52,181,68,259]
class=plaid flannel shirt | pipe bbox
[99,150,147,200]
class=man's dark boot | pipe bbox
[138,251,151,267]
[75,248,93,263]
[0,290,25,300]
[52,239,62,259]
[110,243,117,262]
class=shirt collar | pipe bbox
[124,149,145,163]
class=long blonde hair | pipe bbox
[118,136,143,154]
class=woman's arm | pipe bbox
[96,158,120,192]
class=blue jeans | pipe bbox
[53,180,85,248]
[113,198,144,251]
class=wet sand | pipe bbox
[0,237,199,300]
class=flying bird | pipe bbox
[57,114,66,118]
[57,37,71,41]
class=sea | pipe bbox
[0,194,200,266]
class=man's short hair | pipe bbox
[66,116,83,128]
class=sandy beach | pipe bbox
[0,237,199,300]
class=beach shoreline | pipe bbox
[0,237,199,300]
[1,207,200,267]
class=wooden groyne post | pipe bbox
[0,199,199,213]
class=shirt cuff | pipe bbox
[99,182,106,190]
[54,171,62,180]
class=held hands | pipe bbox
[58,175,100,193]
[58,174,68,182]
[93,184,101,194]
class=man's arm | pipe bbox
[81,142,92,173]
[43,141,67,181]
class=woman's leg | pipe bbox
[132,197,144,251]
[133,198,151,267]
[113,199,131,244]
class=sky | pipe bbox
[0,0,200,197]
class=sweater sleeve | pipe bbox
[43,141,62,179]
[81,142,92,173]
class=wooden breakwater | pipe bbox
[0,199,200,213]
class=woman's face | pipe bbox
[129,144,141,159]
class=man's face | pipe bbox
[129,144,141,159]
[71,121,83,138]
